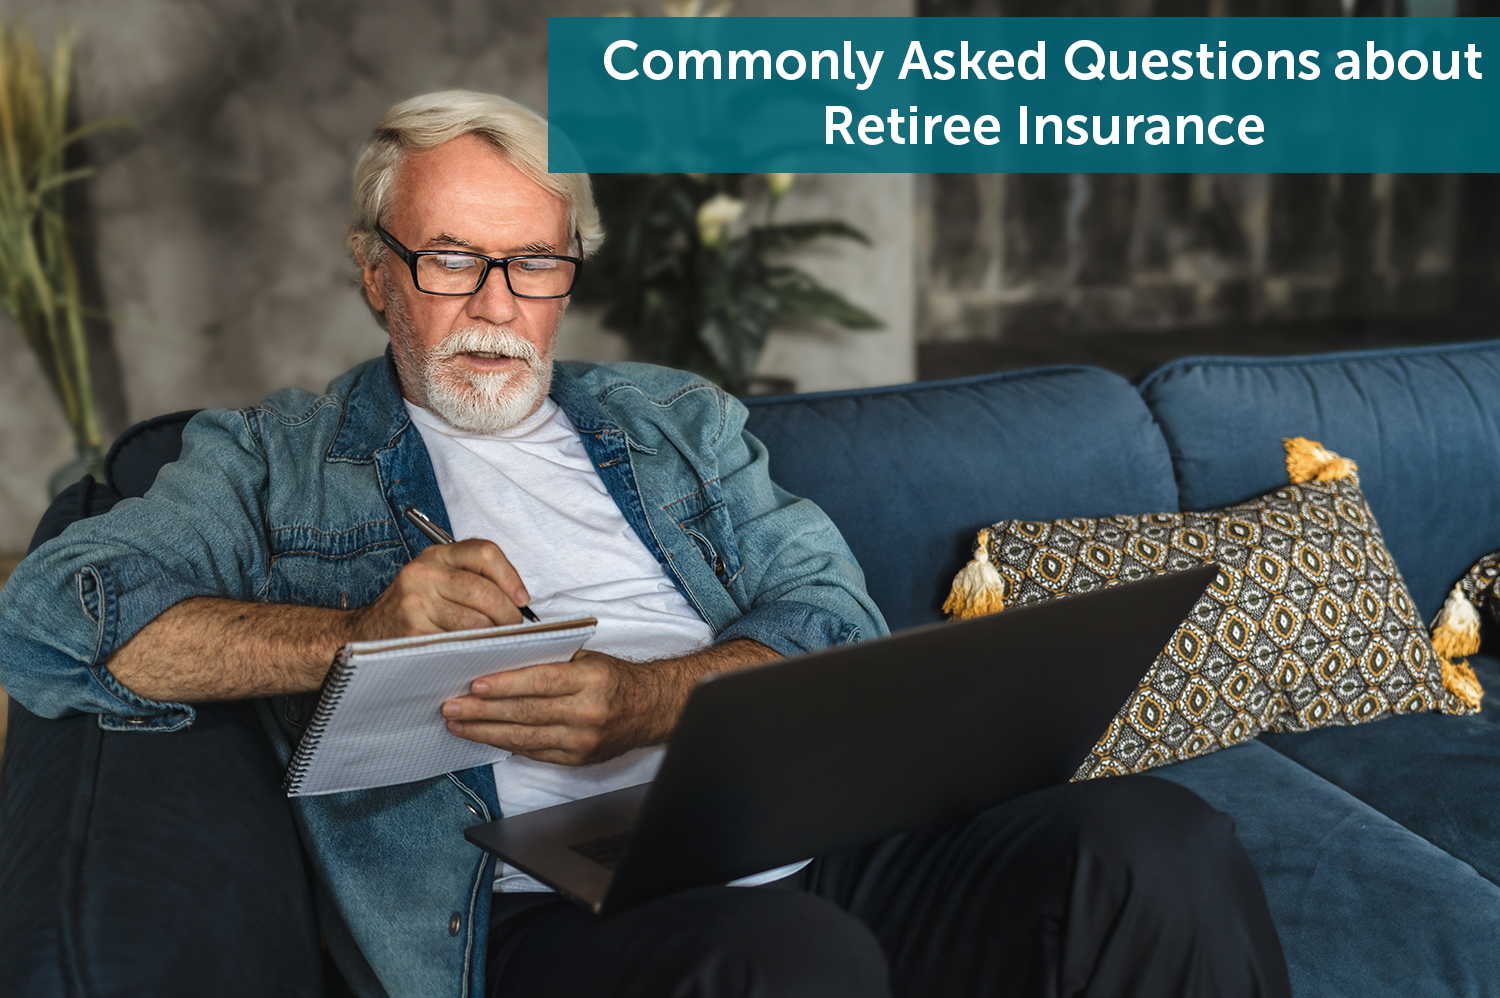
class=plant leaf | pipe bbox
[751,219,871,253]
[770,268,883,329]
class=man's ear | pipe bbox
[358,251,387,313]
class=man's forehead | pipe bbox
[420,229,560,254]
[390,134,567,239]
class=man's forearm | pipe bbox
[615,639,782,748]
[107,540,538,705]
[107,597,351,703]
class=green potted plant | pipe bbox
[0,24,123,489]
[578,172,882,395]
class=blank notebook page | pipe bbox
[286,618,595,796]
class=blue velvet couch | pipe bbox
[4,339,1499,997]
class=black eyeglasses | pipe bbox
[376,223,582,299]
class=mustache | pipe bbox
[432,326,541,366]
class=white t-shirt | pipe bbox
[406,399,806,892]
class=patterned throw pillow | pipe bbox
[1452,550,1500,621]
[1427,551,1500,709]
[945,443,1475,779]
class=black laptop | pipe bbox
[464,564,1216,915]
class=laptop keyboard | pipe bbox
[570,832,631,870]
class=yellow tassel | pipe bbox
[1440,656,1485,712]
[1283,437,1358,483]
[943,528,1007,620]
[1431,583,1482,660]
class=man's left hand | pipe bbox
[440,639,779,765]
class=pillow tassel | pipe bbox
[1431,582,1486,711]
[1432,582,1482,660]
[943,528,1006,620]
[1283,437,1358,483]
[1440,657,1485,712]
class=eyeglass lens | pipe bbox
[415,253,575,298]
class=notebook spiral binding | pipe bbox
[284,647,359,794]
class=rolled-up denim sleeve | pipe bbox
[709,400,888,657]
[0,408,273,731]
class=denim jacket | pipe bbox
[0,353,887,998]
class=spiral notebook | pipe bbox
[284,617,597,797]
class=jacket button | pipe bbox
[448,912,462,936]
[126,716,147,725]
[465,803,480,816]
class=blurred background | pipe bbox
[0,0,1497,565]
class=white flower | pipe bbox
[696,193,744,246]
[765,173,795,198]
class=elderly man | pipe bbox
[0,91,1290,998]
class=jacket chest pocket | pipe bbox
[264,552,400,610]
[263,522,408,610]
[667,481,742,587]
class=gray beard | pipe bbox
[386,288,554,434]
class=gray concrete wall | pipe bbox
[0,0,916,553]
[914,0,1500,363]
[917,171,1496,349]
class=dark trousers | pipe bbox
[485,775,1291,998]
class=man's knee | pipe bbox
[1056,775,1290,997]
[1065,775,1249,899]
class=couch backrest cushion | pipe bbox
[1138,341,1500,623]
[104,409,199,499]
[28,411,199,554]
[743,368,1179,632]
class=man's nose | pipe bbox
[464,264,522,324]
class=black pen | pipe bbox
[403,506,541,623]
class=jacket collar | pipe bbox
[328,349,617,461]
[323,349,630,545]
[328,349,412,462]
[546,362,617,434]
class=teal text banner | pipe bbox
[547,16,1496,173]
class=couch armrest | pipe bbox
[3,412,326,995]
[0,697,324,997]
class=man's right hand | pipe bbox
[348,539,532,641]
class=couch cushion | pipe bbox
[1138,340,1500,623]
[1157,739,1500,998]
[743,368,1178,632]
[1259,649,1500,891]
